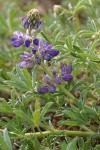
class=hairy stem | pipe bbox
[24,130,99,139]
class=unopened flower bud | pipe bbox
[22,9,44,32]
[53,5,63,15]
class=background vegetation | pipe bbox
[0,0,100,149]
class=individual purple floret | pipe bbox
[20,52,32,60]
[18,60,34,68]
[38,86,48,94]
[39,40,59,61]
[18,52,34,68]
[61,64,72,75]
[35,57,41,64]
[62,74,73,82]
[54,77,61,84]
[49,85,56,94]
[61,64,73,82]
[11,31,31,48]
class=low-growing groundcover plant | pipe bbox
[0,0,100,149]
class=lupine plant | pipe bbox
[0,0,100,149]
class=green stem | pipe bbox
[0,129,99,139]
[24,130,99,139]
[81,125,94,133]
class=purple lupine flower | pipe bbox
[54,77,61,84]
[18,60,34,68]
[61,64,72,75]
[25,40,31,47]
[38,86,48,94]
[39,40,59,61]
[30,47,37,54]
[61,64,73,82]
[33,39,39,46]
[22,16,29,29]
[49,85,56,94]
[22,9,44,32]
[35,20,44,32]
[48,49,59,57]
[35,57,41,64]
[20,52,32,60]
[18,52,34,68]
[11,31,31,48]
[11,38,24,47]
[52,70,57,78]
[62,74,73,82]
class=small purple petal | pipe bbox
[29,22,33,29]
[18,60,34,68]
[30,47,37,54]
[20,52,32,60]
[22,16,29,29]
[38,86,48,94]
[45,74,51,84]
[23,21,29,29]
[42,53,52,61]
[54,77,61,84]
[66,66,72,74]
[12,39,23,47]
[22,16,27,22]
[13,31,23,38]
[39,39,44,48]
[35,57,41,64]
[25,40,30,47]
[48,49,59,57]
[37,20,44,32]
[61,64,67,75]
[11,38,17,41]
[45,44,53,51]
[33,39,39,46]
[43,42,49,49]
[52,71,56,78]
[62,74,73,82]
[49,85,56,94]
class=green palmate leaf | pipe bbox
[73,45,83,53]
[40,102,53,121]
[78,137,84,150]
[7,72,29,91]
[65,35,73,51]
[10,89,17,107]
[73,30,94,44]
[32,66,38,88]
[33,101,40,126]
[78,53,100,61]
[84,139,91,150]
[16,65,32,88]
[60,142,68,150]
[16,65,27,84]
[23,68,32,88]
[3,128,12,150]
[60,120,81,126]
[13,110,33,126]
[0,133,10,150]
[64,110,87,125]
[66,138,77,150]
[54,31,64,44]
[0,98,13,113]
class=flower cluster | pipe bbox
[38,74,56,94]
[22,9,44,32]
[38,64,73,94]
[11,9,73,95]
[11,8,59,68]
